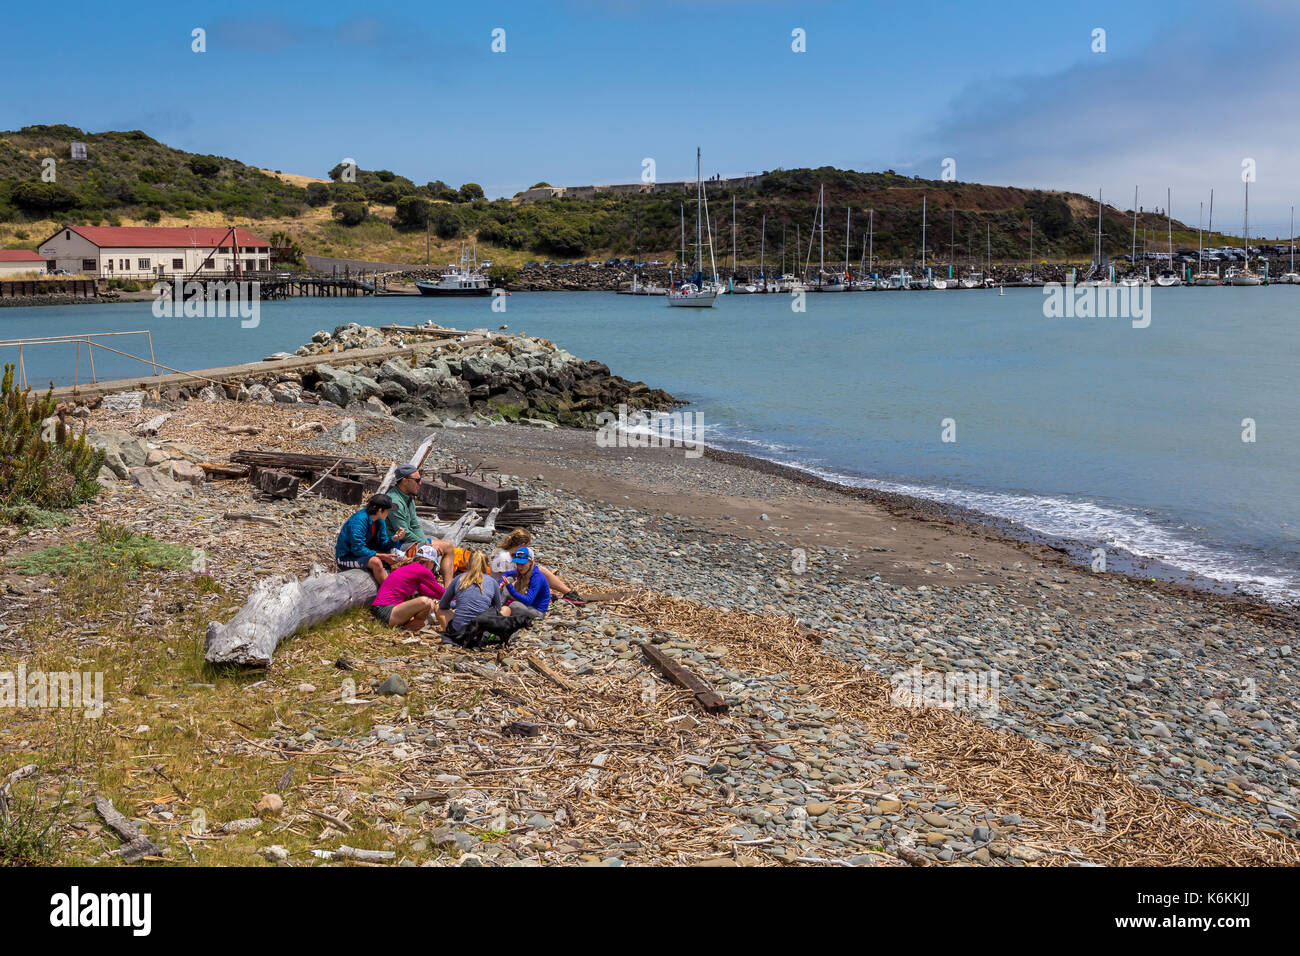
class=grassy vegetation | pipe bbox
[0,125,1272,266]
[4,521,194,576]
[0,536,484,866]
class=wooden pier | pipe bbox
[0,277,99,299]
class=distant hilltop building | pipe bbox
[521,173,762,202]
[38,225,272,278]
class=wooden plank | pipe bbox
[200,463,249,480]
[317,474,363,505]
[443,472,519,509]
[256,468,300,500]
[525,653,576,691]
[637,642,729,713]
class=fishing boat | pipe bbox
[959,271,983,289]
[416,244,492,296]
[668,148,720,308]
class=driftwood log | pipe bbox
[204,569,377,667]
[95,795,163,863]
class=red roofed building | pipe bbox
[37,225,272,278]
[0,248,48,277]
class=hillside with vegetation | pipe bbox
[0,125,1245,268]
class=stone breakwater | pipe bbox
[135,323,678,430]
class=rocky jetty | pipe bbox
[141,324,678,430]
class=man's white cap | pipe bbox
[415,545,439,561]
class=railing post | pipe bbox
[88,343,96,383]
[148,332,158,376]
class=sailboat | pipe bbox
[1280,205,1300,283]
[915,195,938,289]
[1155,188,1182,286]
[1227,180,1263,286]
[1079,189,1113,286]
[1119,187,1146,287]
[1192,190,1220,285]
[667,148,720,307]
[809,185,846,291]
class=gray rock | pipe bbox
[375,675,409,696]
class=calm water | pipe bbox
[4,288,1298,603]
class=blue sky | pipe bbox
[5,0,1300,234]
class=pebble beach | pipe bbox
[5,370,1295,867]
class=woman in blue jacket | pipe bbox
[498,546,551,616]
[335,494,403,584]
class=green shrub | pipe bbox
[0,364,103,510]
[5,521,193,576]
[332,202,368,226]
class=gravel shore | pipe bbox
[4,396,1295,866]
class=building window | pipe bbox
[138,258,150,269]
[172,258,183,269]
[120,259,130,270]
[81,259,96,271]
[204,259,215,270]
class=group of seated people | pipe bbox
[333,463,588,648]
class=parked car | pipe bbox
[604,258,620,268]
[524,261,539,270]
[634,261,647,269]
[620,258,634,267]
[542,261,556,269]
[480,259,493,269]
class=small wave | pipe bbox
[703,436,1300,604]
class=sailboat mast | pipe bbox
[1131,186,1138,266]
[731,195,736,275]
[868,209,874,274]
[845,207,851,276]
[1243,180,1249,270]
[986,222,990,276]
[680,203,685,271]
[819,184,825,279]
[1029,218,1033,278]
[921,195,927,274]
[1166,187,1173,271]
[1291,205,1295,273]
[695,147,702,276]
[760,214,766,281]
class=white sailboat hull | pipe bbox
[667,290,719,307]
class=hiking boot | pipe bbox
[561,590,588,606]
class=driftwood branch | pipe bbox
[0,764,38,822]
[637,641,729,713]
[204,569,377,667]
[95,796,163,863]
